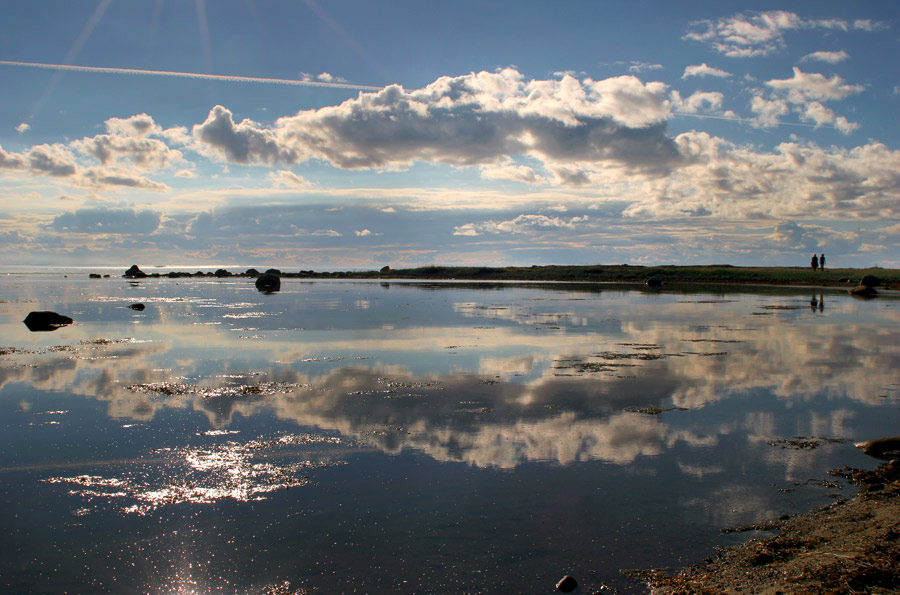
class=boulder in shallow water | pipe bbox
[855,436,900,459]
[645,275,662,287]
[23,311,74,332]
[255,272,281,293]
[128,303,146,311]
[124,264,147,278]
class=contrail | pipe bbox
[0,60,383,91]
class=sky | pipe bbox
[1,0,898,269]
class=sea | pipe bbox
[1,267,898,594]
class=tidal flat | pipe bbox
[1,272,899,594]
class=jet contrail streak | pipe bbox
[0,60,383,91]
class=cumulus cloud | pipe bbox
[624,132,900,220]
[684,11,879,57]
[16,122,30,133]
[671,90,724,114]
[52,207,162,234]
[268,170,310,188]
[192,68,680,180]
[479,162,546,185]
[766,67,863,103]
[355,229,372,236]
[682,63,731,79]
[801,50,849,64]
[453,214,589,236]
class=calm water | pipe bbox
[1,273,899,594]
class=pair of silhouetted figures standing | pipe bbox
[811,253,826,271]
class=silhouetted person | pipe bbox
[811,254,819,271]
[819,254,825,271]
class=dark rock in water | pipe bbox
[556,575,577,592]
[645,276,662,287]
[124,264,147,278]
[89,273,101,279]
[255,272,281,293]
[23,311,74,332]
[849,285,877,297]
[214,268,232,277]
[128,303,146,311]
[856,436,900,459]
[380,265,391,273]
[245,268,260,277]
[860,275,881,288]
[264,268,282,276]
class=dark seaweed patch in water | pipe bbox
[767,436,852,450]
[127,381,304,398]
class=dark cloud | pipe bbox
[52,208,162,234]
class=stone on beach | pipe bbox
[556,575,577,592]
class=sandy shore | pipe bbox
[643,461,900,594]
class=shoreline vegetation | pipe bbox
[112,264,900,290]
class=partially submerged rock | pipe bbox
[23,311,74,332]
[128,303,146,311]
[255,272,281,293]
[556,575,577,592]
[645,275,663,287]
[856,436,900,460]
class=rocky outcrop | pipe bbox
[23,311,74,332]
[860,275,881,287]
[124,265,147,278]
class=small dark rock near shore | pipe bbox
[556,575,578,592]
[23,311,74,332]
[128,303,146,311]
[255,272,281,293]
[646,275,663,287]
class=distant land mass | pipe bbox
[116,264,900,289]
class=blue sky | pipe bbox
[1,0,898,269]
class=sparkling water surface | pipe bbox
[1,273,898,594]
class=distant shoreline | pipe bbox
[107,264,900,290]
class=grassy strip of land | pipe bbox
[134,264,900,289]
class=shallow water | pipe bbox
[1,274,898,594]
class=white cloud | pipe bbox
[682,63,732,79]
[192,69,678,178]
[671,90,724,114]
[16,122,31,133]
[628,61,663,73]
[800,50,849,64]
[684,11,879,57]
[174,169,197,178]
[479,162,545,185]
[766,67,863,103]
[355,229,372,236]
[749,96,789,127]
[268,170,309,188]
[453,214,589,236]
